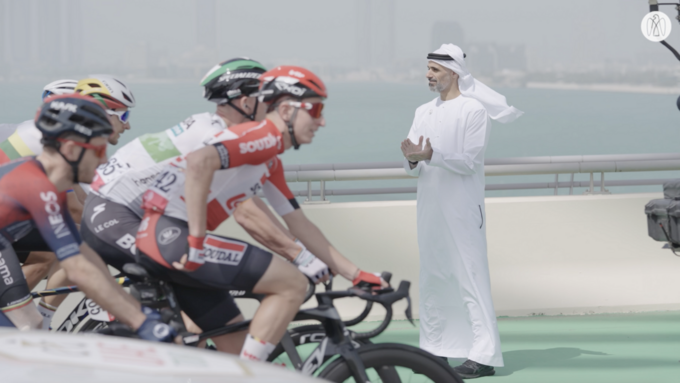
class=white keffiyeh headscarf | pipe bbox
[428,43,523,124]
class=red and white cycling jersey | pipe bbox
[142,157,297,231]
[90,113,226,217]
[142,120,298,230]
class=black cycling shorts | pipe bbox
[13,228,52,263]
[0,235,33,313]
[136,212,273,331]
[81,194,140,272]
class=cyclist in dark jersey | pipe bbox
[0,94,174,342]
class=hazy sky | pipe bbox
[4,0,680,72]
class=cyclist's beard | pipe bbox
[429,76,453,93]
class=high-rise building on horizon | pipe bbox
[431,21,465,51]
[356,0,372,67]
[196,0,216,49]
[1,0,83,73]
[62,0,83,68]
[356,0,395,69]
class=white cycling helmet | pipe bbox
[42,79,77,100]
[75,74,136,108]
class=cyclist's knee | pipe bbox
[60,255,89,287]
[279,269,307,304]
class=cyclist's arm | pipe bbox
[72,184,88,204]
[185,145,222,238]
[66,191,83,224]
[18,185,145,329]
[60,244,145,329]
[233,197,301,261]
[186,129,282,238]
[282,209,359,281]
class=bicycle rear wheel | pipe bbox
[318,343,462,383]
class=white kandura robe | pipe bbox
[404,95,503,367]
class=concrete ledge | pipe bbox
[212,192,680,320]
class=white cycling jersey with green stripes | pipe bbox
[91,112,226,217]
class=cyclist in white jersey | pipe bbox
[81,58,268,269]
[135,66,386,362]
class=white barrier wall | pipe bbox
[212,192,680,321]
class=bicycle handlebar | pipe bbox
[315,278,414,340]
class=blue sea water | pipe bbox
[1,81,679,201]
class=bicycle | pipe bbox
[111,262,462,383]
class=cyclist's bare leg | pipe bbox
[4,305,42,330]
[249,255,307,344]
[42,264,71,307]
[206,314,248,354]
[21,251,56,290]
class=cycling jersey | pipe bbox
[141,119,297,231]
[0,158,81,260]
[0,157,81,312]
[90,113,226,217]
[0,120,42,165]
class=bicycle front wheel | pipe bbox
[318,343,462,383]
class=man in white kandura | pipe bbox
[400,43,523,379]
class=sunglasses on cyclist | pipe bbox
[56,138,108,159]
[288,101,324,119]
[41,90,53,101]
[106,109,130,123]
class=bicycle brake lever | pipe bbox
[405,296,415,326]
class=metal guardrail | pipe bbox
[282,153,680,202]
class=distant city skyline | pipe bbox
[0,0,679,85]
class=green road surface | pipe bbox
[275,311,680,381]
[364,311,680,382]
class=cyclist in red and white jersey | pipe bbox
[0,94,174,342]
[135,66,385,362]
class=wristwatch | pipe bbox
[408,160,418,166]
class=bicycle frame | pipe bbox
[182,281,412,382]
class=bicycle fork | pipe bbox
[297,301,371,382]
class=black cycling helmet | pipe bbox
[35,94,113,182]
[200,58,267,121]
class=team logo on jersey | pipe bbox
[226,193,247,210]
[203,237,246,266]
[40,191,71,239]
[90,203,106,223]
[239,133,280,154]
[157,227,181,245]
[0,251,14,285]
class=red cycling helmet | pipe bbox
[259,66,327,103]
